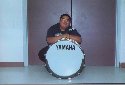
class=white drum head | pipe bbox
[46,40,85,78]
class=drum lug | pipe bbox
[83,64,86,67]
[49,73,52,75]
[42,64,46,67]
[68,78,71,80]
[78,73,80,75]
[58,78,62,80]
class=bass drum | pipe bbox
[45,39,85,79]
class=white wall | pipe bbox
[0,0,27,63]
[116,0,125,66]
[22,0,28,66]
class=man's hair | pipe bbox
[60,14,72,22]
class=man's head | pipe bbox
[59,14,72,31]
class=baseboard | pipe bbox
[0,62,24,67]
[120,63,125,68]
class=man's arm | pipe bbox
[47,34,82,44]
[47,36,62,45]
[47,34,70,44]
[69,35,82,44]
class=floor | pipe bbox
[0,65,125,85]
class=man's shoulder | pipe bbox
[49,23,59,30]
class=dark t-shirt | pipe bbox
[47,23,81,38]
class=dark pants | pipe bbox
[38,46,49,63]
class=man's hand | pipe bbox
[62,34,70,39]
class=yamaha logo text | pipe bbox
[56,45,75,50]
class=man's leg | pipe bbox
[38,46,49,63]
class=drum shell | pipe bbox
[45,40,85,79]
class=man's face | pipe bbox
[59,16,70,30]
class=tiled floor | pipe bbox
[0,65,125,84]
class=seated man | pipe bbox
[38,14,82,64]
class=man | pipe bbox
[38,14,82,63]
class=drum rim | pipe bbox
[45,39,85,79]
[45,59,85,79]
[57,38,80,47]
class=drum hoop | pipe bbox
[45,39,85,79]
[49,38,82,50]
[45,59,85,79]
[58,38,80,45]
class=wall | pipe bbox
[28,0,115,66]
[28,0,71,65]
[72,0,115,66]
[0,0,27,66]
[116,0,125,66]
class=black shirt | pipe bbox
[47,23,81,38]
